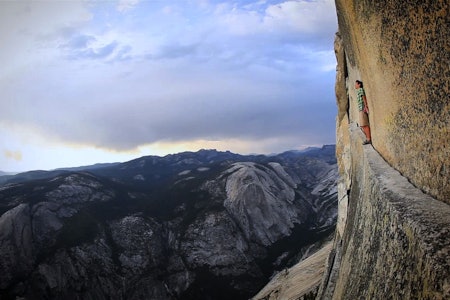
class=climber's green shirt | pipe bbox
[356,87,365,111]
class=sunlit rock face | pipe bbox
[224,162,302,246]
[334,0,449,204]
[317,1,450,299]
[0,148,337,300]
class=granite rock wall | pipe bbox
[317,122,450,299]
[317,1,450,298]
[335,0,449,204]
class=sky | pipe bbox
[0,0,338,173]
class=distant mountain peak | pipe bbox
[0,146,338,299]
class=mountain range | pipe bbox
[0,146,337,299]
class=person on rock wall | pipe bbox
[355,80,371,145]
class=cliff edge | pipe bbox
[317,1,450,299]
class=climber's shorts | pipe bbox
[359,111,369,126]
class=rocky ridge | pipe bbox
[0,147,337,299]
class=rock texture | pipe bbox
[318,125,450,300]
[317,1,450,299]
[334,0,450,204]
[252,241,333,300]
[0,148,337,300]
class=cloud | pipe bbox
[65,33,96,49]
[61,34,120,60]
[136,0,337,74]
[0,1,92,77]
[25,61,334,150]
[147,43,200,60]
[264,0,336,33]
[117,0,141,12]
[1,0,338,170]
[214,0,336,49]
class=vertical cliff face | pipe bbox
[335,0,450,204]
[318,1,450,299]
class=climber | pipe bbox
[355,80,371,145]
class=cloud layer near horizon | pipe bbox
[0,0,338,171]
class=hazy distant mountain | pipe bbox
[56,162,121,172]
[0,163,120,186]
[0,171,13,176]
[0,146,337,300]
[0,171,17,177]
